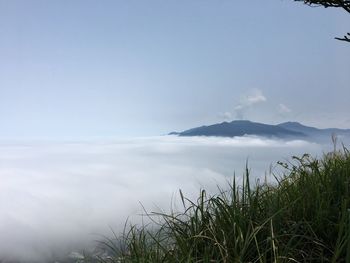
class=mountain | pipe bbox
[170,120,305,138]
[170,120,350,141]
[277,121,350,140]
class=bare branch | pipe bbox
[295,0,350,13]
[294,0,350,43]
[335,33,350,42]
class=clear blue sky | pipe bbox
[0,0,349,138]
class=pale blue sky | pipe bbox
[0,0,349,139]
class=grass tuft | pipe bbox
[84,147,350,262]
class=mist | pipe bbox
[0,136,327,262]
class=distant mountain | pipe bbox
[170,120,305,138]
[277,122,350,140]
[169,120,350,141]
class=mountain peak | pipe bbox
[230,120,252,124]
[279,121,302,125]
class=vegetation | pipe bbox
[83,146,350,262]
[294,0,350,42]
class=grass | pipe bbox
[83,146,350,262]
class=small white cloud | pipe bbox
[218,112,233,121]
[245,89,267,105]
[234,89,267,119]
[234,106,244,120]
[278,103,292,114]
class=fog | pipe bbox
[0,136,328,262]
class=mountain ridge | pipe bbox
[170,120,350,141]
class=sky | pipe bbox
[0,2,348,259]
[0,0,349,139]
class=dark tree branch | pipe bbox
[294,0,350,43]
[295,0,350,13]
[335,33,350,42]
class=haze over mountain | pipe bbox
[170,120,350,142]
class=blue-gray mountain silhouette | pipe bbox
[170,120,350,140]
[277,121,350,140]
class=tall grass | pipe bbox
[84,147,350,262]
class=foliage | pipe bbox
[84,147,350,262]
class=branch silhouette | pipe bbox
[294,0,350,42]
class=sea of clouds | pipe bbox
[0,136,329,262]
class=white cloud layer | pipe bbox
[0,136,324,262]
